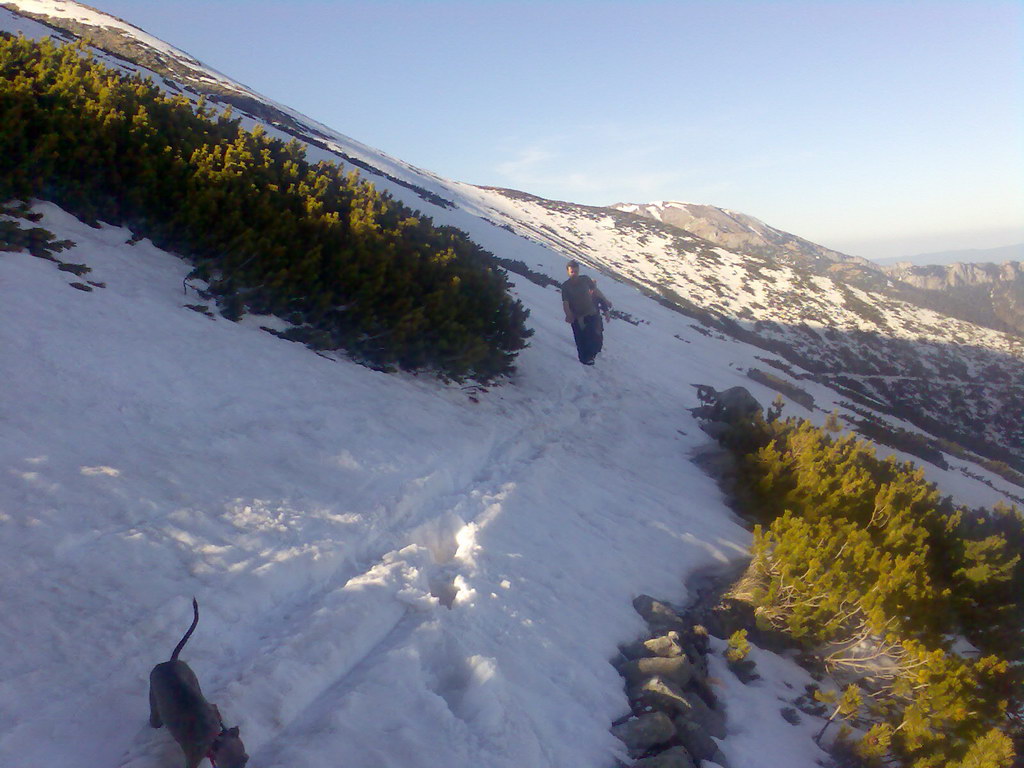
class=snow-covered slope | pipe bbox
[474,188,1024,466]
[0,202,788,768]
[1,5,1022,768]
[609,200,874,272]
[6,203,1017,768]
[5,0,1022,455]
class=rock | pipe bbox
[677,690,727,740]
[629,676,690,717]
[632,745,696,768]
[621,655,694,689]
[699,420,731,440]
[780,706,801,725]
[688,625,711,655]
[688,404,716,420]
[687,675,720,711]
[644,632,684,658]
[611,712,676,757]
[632,595,687,632]
[705,598,752,640]
[618,639,653,662]
[714,386,762,421]
[674,719,720,763]
[682,643,709,682]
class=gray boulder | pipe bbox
[683,643,709,682]
[713,386,763,421]
[699,420,732,440]
[620,655,694,689]
[632,595,688,633]
[674,719,720,763]
[686,675,720,711]
[611,712,676,757]
[631,746,696,768]
[644,631,684,658]
[629,676,690,717]
[687,624,711,655]
[677,690,727,739]
[618,639,654,662]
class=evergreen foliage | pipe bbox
[715,412,1022,766]
[0,34,531,380]
[814,684,862,745]
[725,629,751,663]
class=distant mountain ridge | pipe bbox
[608,199,1024,338]
[880,260,1024,337]
[877,242,1024,267]
[609,200,879,274]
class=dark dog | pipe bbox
[149,598,249,768]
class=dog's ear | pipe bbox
[227,726,240,737]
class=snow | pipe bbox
[705,637,833,767]
[0,202,751,768]
[10,0,175,58]
[1,4,1020,766]
[2,195,1014,767]
[5,1,252,95]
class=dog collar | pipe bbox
[207,725,227,767]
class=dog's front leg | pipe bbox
[183,742,208,768]
[148,683,162,729]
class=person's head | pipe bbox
[566,260,580,277]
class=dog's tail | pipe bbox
[170,597,200,662]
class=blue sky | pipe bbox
[90,0,1022,260]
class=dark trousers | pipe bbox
[571,313,604,364]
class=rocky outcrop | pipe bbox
[609,201,877,276]
[611,595,731,768]
[609,200,1024,339]
[883,260,1022,290]
[883,260,1024,336]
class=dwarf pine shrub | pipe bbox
[714,412,1022,767]
[0,34,531,381]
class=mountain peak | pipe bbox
[607,200,877,273]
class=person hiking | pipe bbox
[561,260,612,365]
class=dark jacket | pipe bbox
[562,275,610,323]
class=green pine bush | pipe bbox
[715,412,1022,767]
[0,33,531,381]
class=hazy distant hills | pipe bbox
[877,242,1024,267]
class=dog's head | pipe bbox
[211,726,248,768]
